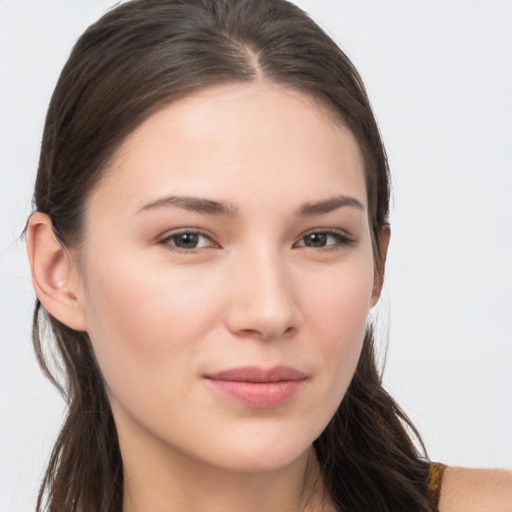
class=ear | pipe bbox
[26,212,87,331]
[370,223,391,307]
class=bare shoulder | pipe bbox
[439,466,512,512]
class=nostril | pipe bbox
[260,326,295,341]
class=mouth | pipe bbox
[204,365,307,409]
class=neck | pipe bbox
[121,439,330,512]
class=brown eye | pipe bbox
[173,233,200,249]
[296,230,354,249]
[161,230,214,251]
[303,232,329,247]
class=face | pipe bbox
[76,82,379,473]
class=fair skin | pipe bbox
[27,83,511,511]
[440,467,512,511]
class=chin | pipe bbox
[216,445,313,474]
[188,421,322,474]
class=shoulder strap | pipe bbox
[427,462,448,510]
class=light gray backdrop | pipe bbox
[1,1,511,510]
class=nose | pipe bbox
[224,246,301,341]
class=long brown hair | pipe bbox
[31,0,431,510]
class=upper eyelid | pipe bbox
[300,227,351,235]
[159,227,214,240]
[297,227,353,240]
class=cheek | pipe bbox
[80,252,223,408]
[303,254,374,340]
[300,256,374,405]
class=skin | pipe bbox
[87,83,378,511]
[26,82,511,511]
[29,82,380,511]
[439,467,512,512]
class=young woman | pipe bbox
[25,0,512,511]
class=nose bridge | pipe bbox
[226,240,299,339]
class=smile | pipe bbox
[204,365,307,409]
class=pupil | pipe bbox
[307,233,327,247]
[176,233,198,248]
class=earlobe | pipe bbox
[26,212,87,331]
[370,224,391,307]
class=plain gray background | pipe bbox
[1,1,511,510]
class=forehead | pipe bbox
[90,82,367,216]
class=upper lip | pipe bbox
[205,365,307,383]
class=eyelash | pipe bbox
[295,229,355,251]
[159,228,355,253]
[159,229,217,253]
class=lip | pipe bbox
[204,365,307,409]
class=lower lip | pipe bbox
[206,379,304,409]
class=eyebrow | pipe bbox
[137,194,364,217]
[138,196,239,217]
[295,195,364,216]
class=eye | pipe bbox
[295,230,354,250]
[160,230,216,252]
